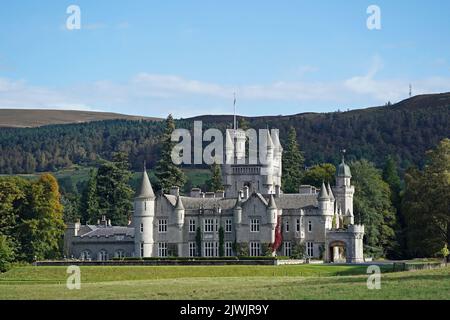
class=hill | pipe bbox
[0,93,449,174]
[0,109,162,128]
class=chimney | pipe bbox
[107,219,111,227]
[275,185,281,197]
[170,186,180,197]
[215,190,225,198]
[101,215,107,227]
[190,188,202,198]
[243,186,249,199]
[74,219,81,236]
[204,192,215,198]
[299,185,315,194]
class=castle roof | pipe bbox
[175,196,185,210]
[327,183,335,200]
[337,156,352,177]
[79,225,135,238]
[164,194,237,210]
[135,167,155,199]
[318,182,329,200]
[268,194,277,209]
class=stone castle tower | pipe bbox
[222,128,282,198]
[133,167,156,258]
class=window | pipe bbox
[189,219,196,233]
[140,223,144,233]
[158,242,168,257]
[296,218,301,232]
[250,218,260,232]
[285,220,290,232]
[283,242,292,257]
[225,242,233,257]
[308,221,312,232]
[189,242,196,257]
[225,219,232,233]
[249,242,261,257]
[140,243,144,257]
[80,250,91,261]
[98,250,108,261]
[215,219,219,232]
[144,201,147,211]
[204,242,218,257]
[114,250,125,259]
[204,219,214,232]
[307,242,314,257]
[159,219,167,233]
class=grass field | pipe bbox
[0,265,448,300]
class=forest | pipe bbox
[0,93,449,174]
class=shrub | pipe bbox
[0,235,15,272]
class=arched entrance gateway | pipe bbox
[325,225,365,263]
[329,240,346,263]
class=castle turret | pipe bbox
[233,196,243,226]
[318,181,329,212]
[333,154,355,224]
[267,194,278,243]
[133,165,155,258]
[174,196,185,228]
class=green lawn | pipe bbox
[0,265,448,300]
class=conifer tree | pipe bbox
[282,127,304,193]
[207,162,223,192]
[155,114,186,192]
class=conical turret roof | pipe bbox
[175,196,184,210]
[268,194,277,209]
[327,183,335,200]
[135,165,155,199]
[318,181,329,200]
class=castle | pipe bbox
[64,129,365,263]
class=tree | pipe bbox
[282,127,304,193]
[96,153,134,226]
[301,163,336,188]
[155,114,186,192]
[219,226,225,257]
[382,156,405,258]
[402,138,450,257]
[195,226,202,257]
[80,169,99,224]
[17,174,65,261]
[292,241,306,259]
[351,160,397,258]
[207,162,223,192]
[0,235,15,272]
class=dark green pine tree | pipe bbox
[80,169,100,224]
[382,156,405,258]
[207,162,223,192]
[96,152,134,226]
[155,114,186,193]
[282,127,304,193]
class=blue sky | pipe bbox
[0,0,449,117]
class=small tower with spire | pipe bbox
[133,162,156,258]
[333,150,355,224]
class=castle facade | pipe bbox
[65,129,364,263]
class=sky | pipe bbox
[0,0,449,118]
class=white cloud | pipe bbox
[1,58,450,117]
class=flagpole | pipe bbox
[233,92,237,130]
